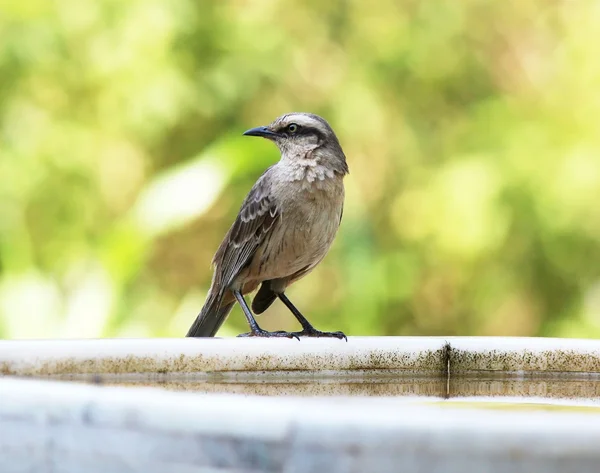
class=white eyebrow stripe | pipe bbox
[280,114,328,133]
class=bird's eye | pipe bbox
[287,123,299,133]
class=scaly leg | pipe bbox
[278,293,347,341]
[234,290,299,340]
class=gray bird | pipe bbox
[186,112,348,340]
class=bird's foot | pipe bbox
[293,328,347,341]
[237,329,300,341]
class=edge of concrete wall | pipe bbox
[0,337,448,376]
[447,337,600,374]
[1,336,600,376]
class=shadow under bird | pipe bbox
[186,113,349,340]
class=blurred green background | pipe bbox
[1,0,600,339]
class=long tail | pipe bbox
[186,290,235,337]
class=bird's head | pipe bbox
[243,112,348,175]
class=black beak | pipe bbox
[243,126,278,139]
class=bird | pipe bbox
[186,112,349,340]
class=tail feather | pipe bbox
[186,292,235,337]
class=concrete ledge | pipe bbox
[448,337,600,374]
[0,337,448,377]
[2,377,600,473]
[2,337,600,377]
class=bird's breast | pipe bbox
[248,177,344,281]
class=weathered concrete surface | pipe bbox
[2,337,600,377]
[2,377,600,473]
[0,337,448,377]
[448,337,600,374]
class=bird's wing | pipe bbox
[212,167,280,293]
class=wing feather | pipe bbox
[212,167,280,294]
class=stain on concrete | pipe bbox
[450,347,600,375]
[2,338,600,379]
[0,342,447,377]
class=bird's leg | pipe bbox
[233,290,299,340]
[278,293,347,341]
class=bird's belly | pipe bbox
[248,201,340,281]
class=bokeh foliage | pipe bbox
[1,0,600,338]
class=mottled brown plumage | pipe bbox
[186,113,348,339]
